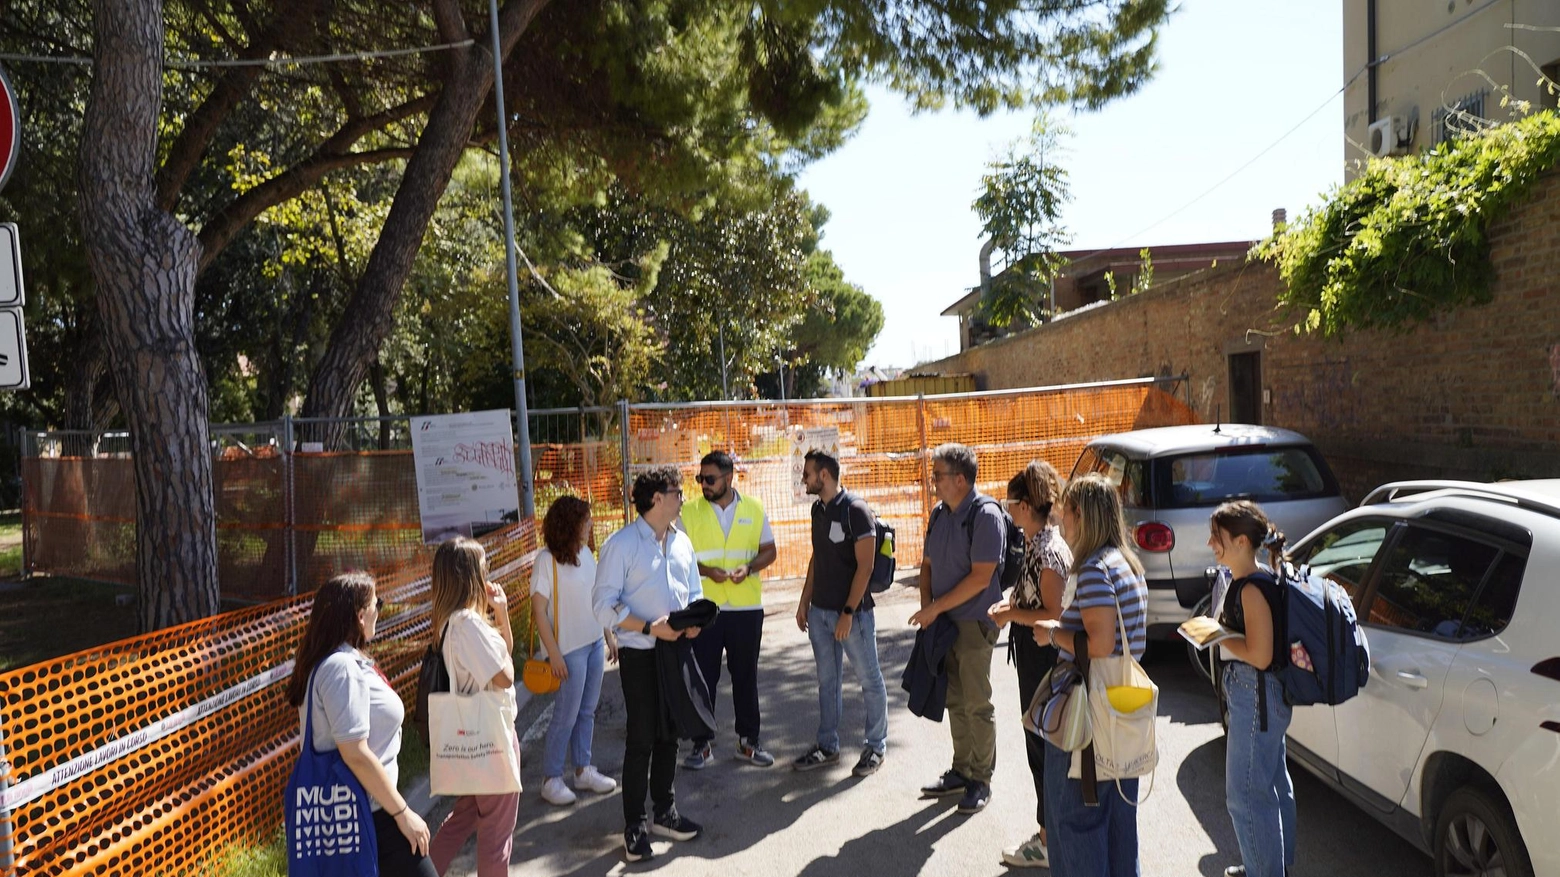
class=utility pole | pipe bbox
[489,0,534,517]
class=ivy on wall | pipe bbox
[1256,110,1560,337]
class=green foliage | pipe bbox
[1134,247,1154,293]
[973,115,1073,327]
[210,829,286,877]
[1256,110,1560,336]
[762,249,886,398]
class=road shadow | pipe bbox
[465,600,928,874]
[793,801,966,876]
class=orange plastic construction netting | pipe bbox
[0,521,539,877]
[626,380,1196,578]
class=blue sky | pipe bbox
[798,1,1347,368]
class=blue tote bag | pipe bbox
[285,666,379,876]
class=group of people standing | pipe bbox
[287,439,1298,877]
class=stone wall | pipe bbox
[921,173,1560,501]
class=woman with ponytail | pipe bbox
[1207,500,1295,877]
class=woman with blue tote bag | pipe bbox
[284,572,435,877]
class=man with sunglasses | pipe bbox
[678,450,778,769]
[909,442,1006,815]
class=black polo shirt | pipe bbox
[809,489,877,612]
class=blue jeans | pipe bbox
[541,639,605,778]
[806,605,888,754]
[1044,741,1140,877]
[1223,662,1297,877]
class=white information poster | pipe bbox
[790,426,840,503]
[410,409,521,544]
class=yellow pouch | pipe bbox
[1107,685,1154,714]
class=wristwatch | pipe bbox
[841,605,855,616]
[641,620,652,636]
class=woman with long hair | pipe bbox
[426,537,522,877]
[1208,500,1295,877]
[532,495,619,806]
[286,572,436,877]
[989,461,1072,869]
[1033,473,1149,877]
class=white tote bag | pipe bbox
[427,689,522,796]
[1071,587,1159,801]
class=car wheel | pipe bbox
[1434,786,1533,877]
[1187,594,1216,685]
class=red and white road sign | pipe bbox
[0,64,19,192]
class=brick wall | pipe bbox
[921,172,1560,501]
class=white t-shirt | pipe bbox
[442,608,518,714]
[299,644,403,809]
[532,547,605,656]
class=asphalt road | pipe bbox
[436,581,1432,876]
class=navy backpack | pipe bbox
[285,666,379,876]
[1274,560,1371,708]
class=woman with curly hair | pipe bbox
[531,494,619,806]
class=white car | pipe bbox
[1275,480,1560,877]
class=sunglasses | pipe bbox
[696,474,727,486]
[375,597,384,613]
[659,487,684,497]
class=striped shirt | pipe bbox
[1057,546,1148,661]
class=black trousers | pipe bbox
[620,646,678,826]
[1011,621,1059,828]
[691,608,764,744]
[373,807,439,877]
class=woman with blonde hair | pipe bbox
[1033,473,1149,877]
[990,460,1073,869]
[532,495,619,806]
[427,537,521,877]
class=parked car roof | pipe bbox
[1085,424,1317,458]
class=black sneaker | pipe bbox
[624,822,653,862]
[650,806,702,841]
[920,769,968,797]
[956,780,991,814]
[792,745,840,771]
[852,748,884,777]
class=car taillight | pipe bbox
[1135,521,1175,552]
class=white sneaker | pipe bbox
[540,776,577,806]
[1002,832,1049,868]
[574,765,617,794]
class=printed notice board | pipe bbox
[410,409,521,544]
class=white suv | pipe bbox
[1276,480,1560,877]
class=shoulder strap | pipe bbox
[550,555,559,639]
[301,664,319,755]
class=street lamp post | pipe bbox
[488,0,534,518]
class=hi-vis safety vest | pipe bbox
[681,494,766,608]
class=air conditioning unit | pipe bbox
[1368,116,1412,157]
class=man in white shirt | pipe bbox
[593,465,705,862]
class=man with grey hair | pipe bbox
[909,442,1005,814]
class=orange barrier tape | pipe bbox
[0,521,538,876]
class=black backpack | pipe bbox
[927,495,1025,591]
[412,622,451,742]
[829,493,898,593]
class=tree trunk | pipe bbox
[300,0,551,447]
[79,0,220,631]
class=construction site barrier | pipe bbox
[0,521,538,877]
[2,377,1195,874]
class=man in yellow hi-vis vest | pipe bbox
[678,450,777,769]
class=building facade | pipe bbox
[1344,0,1560,172]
